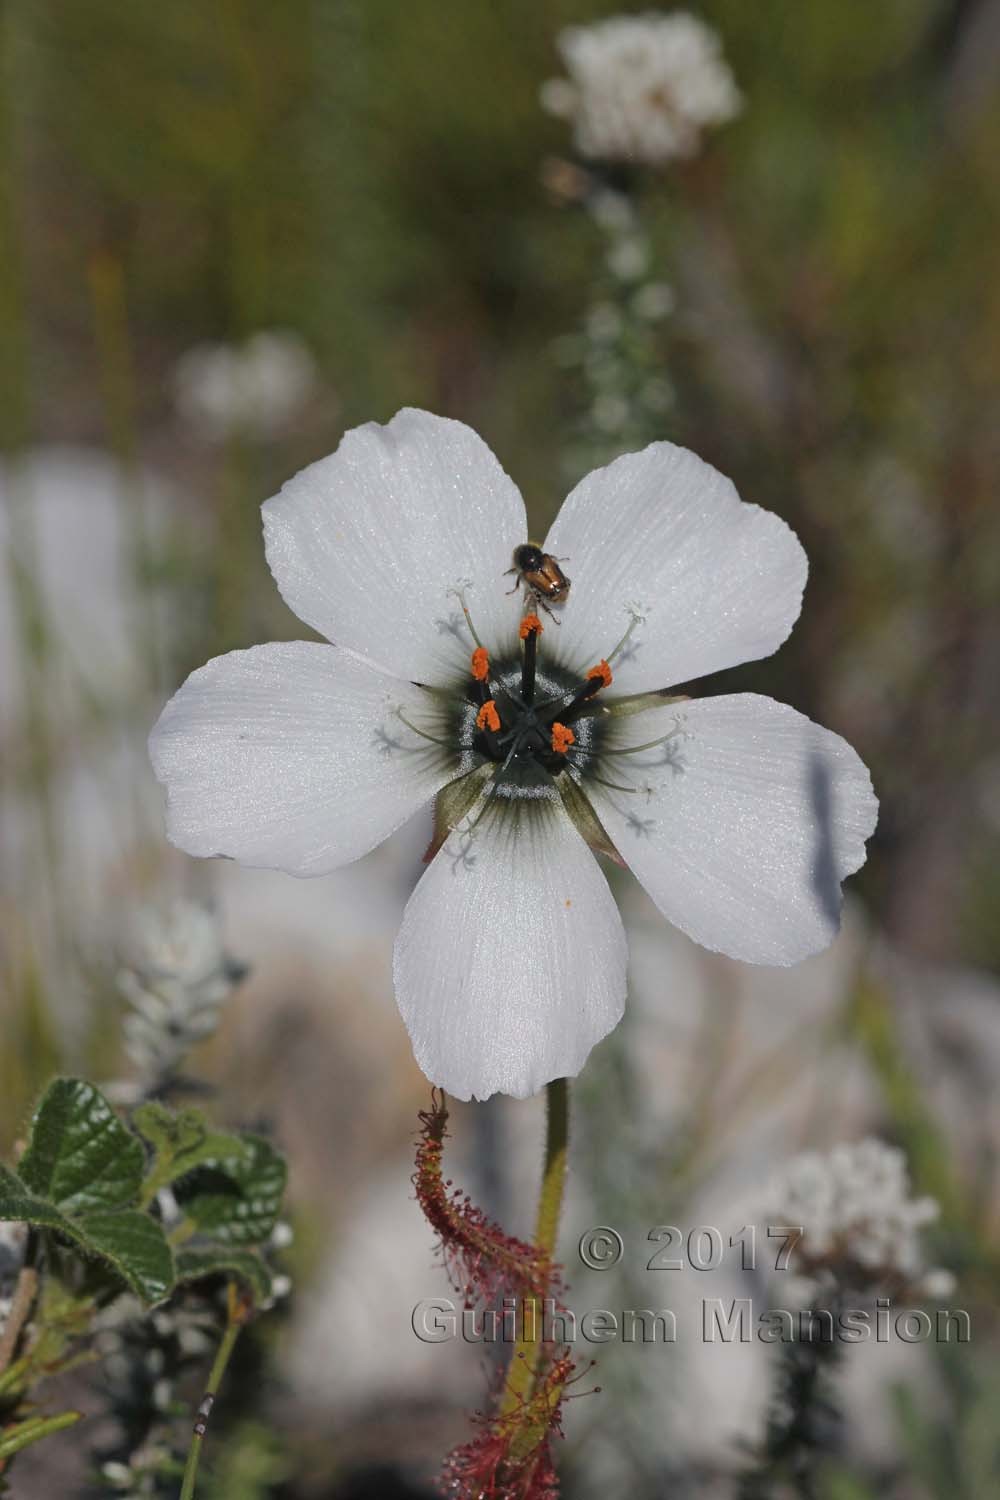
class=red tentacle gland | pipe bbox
[413,1092,562,1306]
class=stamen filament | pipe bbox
[575,769,639,794]
[463,748,518,833]
[606,610,643,665]
[453,590,485,651]
[395,710,452,748]
[572,726,684,758]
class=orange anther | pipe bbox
[587,659,613,689]
[551,722,576,755]
[519,613,543,639]
[476,700,501,733]
[470,646,490,682]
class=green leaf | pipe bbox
[174,1135,286,1246]
[175,1247,273,1305]
[18,1079,144,1214]
[0,1164,174,1304]
[0,1410,82,1461]
[77,1209,174,1303]
[133,1102,249,1205]
[0,1164,74,1233]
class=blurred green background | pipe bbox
[2,1,999,1496]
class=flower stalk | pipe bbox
[499,1078,569,1439]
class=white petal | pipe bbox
[543,442,807,693]
[589,693,877,964]
[393,797,627,1100]
[263,408,527,683]
[149,641,453,876]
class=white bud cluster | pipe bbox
[171,329,318,439]
[769,1138,956,1298]
[117,900,245,1087]
[541,11,741,168]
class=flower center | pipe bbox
[462,614,613,795]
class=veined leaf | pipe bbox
[175,1246,273,1305]
[17,1079,144,1214]
[133,1101,249,1205]
[174,1135,286,1246]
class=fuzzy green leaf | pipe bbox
[0,1164,73,1233]
[18,1079,144,1214]
[77,1210,174,1303]
[174,1135,286,1246]
[175,1247,273,1305]
[133,1102,249,1205]
[0,1163,173,1304]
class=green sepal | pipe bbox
[559,774,626,867]
[173,1134,286,1247]
[577,690,690,722]
[424,764,493,863]
[17,1078,144,1214]
[175,1247,273,1306]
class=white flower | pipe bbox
[149,409,877,1101]
[542,12,741,167]
[171,330,318,439]
[768,1138,951,1292]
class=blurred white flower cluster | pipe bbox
[541,11,741,167]
[171,330,318,439]
[117,899,246,1091]
[769,1138,955,1298]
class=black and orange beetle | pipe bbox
[506,543,571,616]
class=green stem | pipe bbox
[498,1076,569,1424]
[178,1284,248,1500]
[0,1409,82,1462]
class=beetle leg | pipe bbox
[535,592,562,625]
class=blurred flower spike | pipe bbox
[149,408,877,1101]
[117,898,247,1091]
[541,11,742,168]
[170,329,319,439]
[769,1138,956,1300]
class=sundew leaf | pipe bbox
[133,1101,249,1204]
[18,1079,144,1215]
[175,1246,273,1305]
[174,1135,286,1246]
